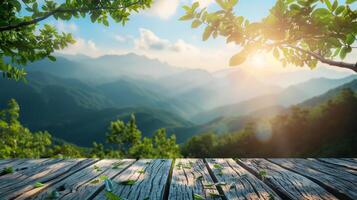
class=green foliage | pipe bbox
[181,132,218,157]
[107,115,181,158]
[106,114,142,154]
[0,0,152,80]
[46,143,84,158]
[183,88,357,157]
[0,99,52,158]
[128,128,181,158]
[0,166,14,175]
[0,99,181,158]
[181,0,357,70]
[151,128,181,158]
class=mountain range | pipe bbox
[1,53,355,146]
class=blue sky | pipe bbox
[51,0,280,70]
[48,0,355,78]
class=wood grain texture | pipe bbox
[318,158,357,170]
[0,159,31,171]
[0,158,356,200]
[0,159,95,200]
[169,159,221,200]
[206,158,280,200]
[24,159,134,200]
[270,158,357,200]
[93,159,172,200]
[239,158,337,200]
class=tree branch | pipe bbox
[0,2,141,32]
[288,45,357,72]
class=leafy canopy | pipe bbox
[107,115,181,158]
[0,99,52,158]
[0,0,152,80]
[181,0,357,72]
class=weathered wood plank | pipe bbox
[239,159,337,200]
[0,159,63,187]
[2,159,55,173]
[0,159,30,172]
[169,159,221,200]
[206,158,280,200]
[0,159,17,165]
[318,158,357,170]
[93,159,172,200]
[270,158,357,199]
[24,159,134,200]
[0,159,95,199]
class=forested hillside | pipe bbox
[1,54,356,147]
[182,89,357,157]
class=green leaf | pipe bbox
[94,165,102,172]
[34,182,45,188]
[105,191,122,200]
[179,14,193,21]
[229,52,247,66]
[346,0,357,4]
[345,34,355,45]
[1,167,14,175]
[333,47,341,57]
[193,193,205,200]
[334,6,345,15]
[48,55,56,61]
[192,2,200,10]
[120,179,136,185]
[259,170,267,177]
[100,175,109,180]
[103,20,109,27]
[202,26,213,41]
[312,8,331,18]
[191,20,202,28]
[290,4,300,10]
[324,0,332,10]
[213,164,223,169]
[332,0,338,11]
[90,179,100,184]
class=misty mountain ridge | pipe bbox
[1,52,355,146]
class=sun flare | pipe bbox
[251,53,266,68]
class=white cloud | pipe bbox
[134,28,171,50]
[147,0,180,19]
[171,39,198,53]
[51,20,78,33]
[59,37,101,57]
[114,35,126,42]
[134,28,199,54]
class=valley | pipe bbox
[1,53,356,146]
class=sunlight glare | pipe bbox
[251,53,266,68]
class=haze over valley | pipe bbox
[1,53,355,146]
